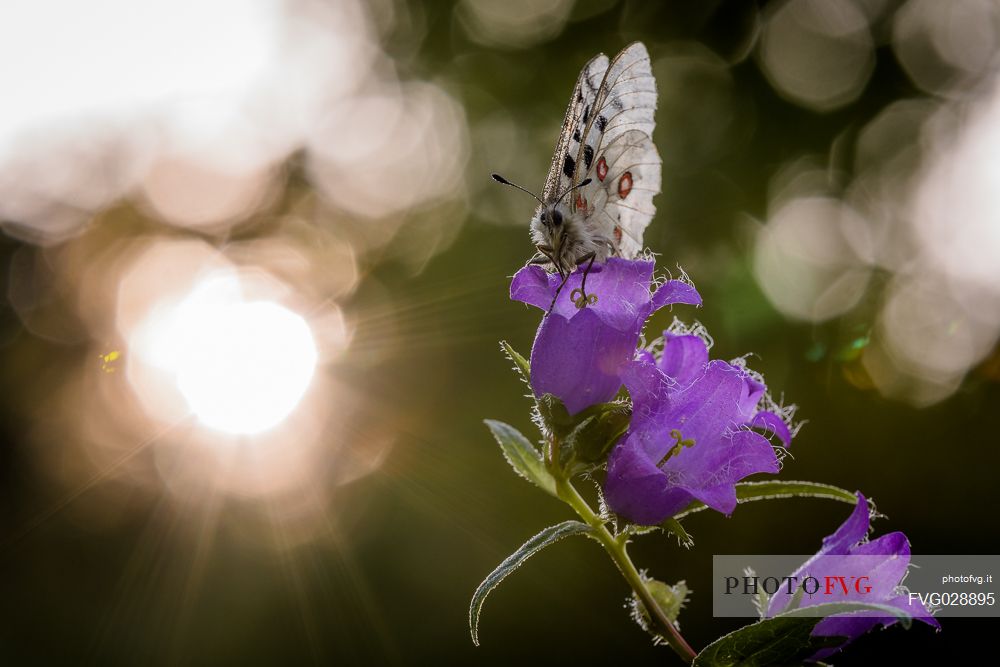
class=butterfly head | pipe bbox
[531,203,577,274]
[535,205,565,233]
[491,171,591,275]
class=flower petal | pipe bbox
[884,591,941,630]
[820,493,870,555]
[671,430,780,516]
[810,588,939,661]
[609,361,782,524]
[517,259,703,416]
[605,434,692,525]
[658,333,709,388]
[849,532,911,598]
[618,360,682,465]
[547,258,655,328]
[739,373,767,416]
[767,490,939,661]
[529,307,637,414]
[810,614,885,661]
[510,264,561,311]
[661,361,752,446]
[768,494,870,615]
[651,279,702,310]
[749,410,792,446]
[635,349,655,365]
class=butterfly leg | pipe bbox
[602,237,617,257]
[530,244,557,267]
[539,248,571,314]
[569,252,598,309]
[546,271,573,315]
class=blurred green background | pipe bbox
[1,0,999,664]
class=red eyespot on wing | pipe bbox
[575,193,587,211]
[596,156,608,182]
[613,225,622,243]
[618,171,632,199]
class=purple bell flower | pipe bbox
[604,333,791,525]
[510,257,700,415]
[767,492,940,661]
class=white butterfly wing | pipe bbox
[577,129,661,258]
[567,43,659,258]
[541,53,610,203]
[577,42,657,170]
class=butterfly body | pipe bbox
[523,42,661,280]
[529,201,611,276]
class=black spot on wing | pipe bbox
[596,115,607,132]
[583,144,594,170]
[572,130,580,142]
[582,104,590,125]
[563,154,575,178]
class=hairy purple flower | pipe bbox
[767,492,940,661]
[510,258,700,415]
[604,333,791,525]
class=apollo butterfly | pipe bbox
[492,42,661,308]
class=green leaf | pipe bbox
[535,393,576,439]
[484,420,556,496]
[563,402,631,466]
[779,577,806,615]
[778,602,911,630]
[534,395,631,470]
[692,602,912,667]
[469,520,592,645]
[500,340,530,383]
[744,567,770,620]
[660,517,694,548]
[632,578,689,640]
[673,481,858,520]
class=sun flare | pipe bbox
[133,274,318,435]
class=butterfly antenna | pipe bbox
[557,178,593,205]
[491,173,544,206]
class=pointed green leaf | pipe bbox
[660,517,694,548]
[484,420,556,496]
[631,578,689,640]
[469,520,592,645]
[692,602,912,667]
[560,414,597,462]
[780,577,807,615]
[484,419,555,494]
[673,481,858,520]
[535,396,631,469]
[622,522,659,537]
[563,402,631,467]
[535,393,575,439]
[500,340,530,383]
[744,567,770,620]
[778,602,911,629]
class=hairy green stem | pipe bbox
[550,466,697,662]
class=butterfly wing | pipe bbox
[575,129,661,258]
[541,52,610,203]
[579,42,657,159]
[570,42,659,258]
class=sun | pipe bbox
[134,273,318,435]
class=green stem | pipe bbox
[553,473,697,663]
